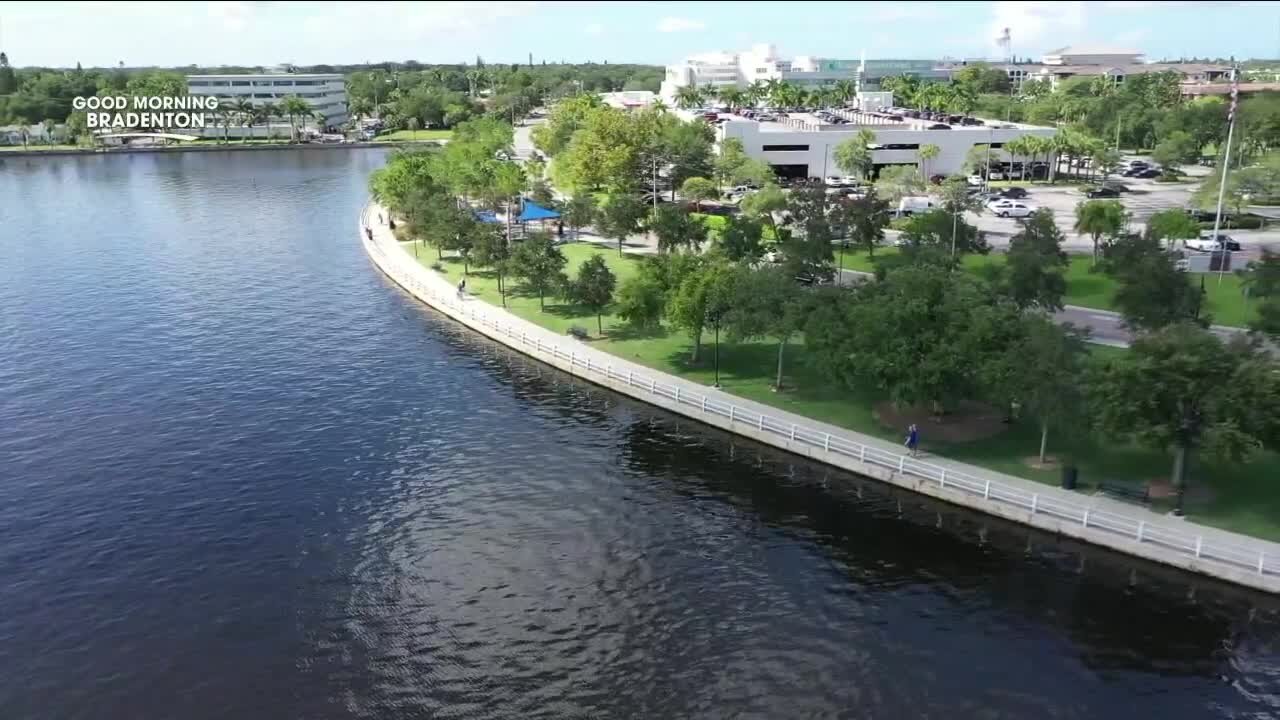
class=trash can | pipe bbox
[1061,465,1078,490]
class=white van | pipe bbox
[897,196,936,216]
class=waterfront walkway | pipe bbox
[362,202,1280,593]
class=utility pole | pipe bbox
[1214,61,1240,286]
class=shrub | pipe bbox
[1199,216,1264,230]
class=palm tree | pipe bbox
[717,86,747,112]
[230,98,255,142]
[674,84,705,109]
[279,95,311,142]
[1003,136,1030,181]
[1048,132,1071,183]
[257,102,280,140]
[948,83,977,116]
[834,79,857,106]
[745,80,769,108]
[918,143,940,179]
[763,78,784,108]
[1074,199,1127,263]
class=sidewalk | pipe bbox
[363,202,1280,593]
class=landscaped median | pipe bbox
[363,202,1280,593]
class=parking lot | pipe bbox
[958,168,1280,258]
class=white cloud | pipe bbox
[987,1,1085,54]
[656,16,705,33]
[584,22,605,35]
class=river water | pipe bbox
[2,149,1280,719]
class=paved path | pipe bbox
[364,201,1280,592]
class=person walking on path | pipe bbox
[905,424,920,458]
[457,278,467,299]
[378,213,384,225]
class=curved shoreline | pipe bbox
[359,201,1280,595]
[0,140,439,160]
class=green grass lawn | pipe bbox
[836,247,1257,327]
[399,239,1280,541]
[376,129,453,142]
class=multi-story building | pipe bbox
[660,45,949,103]
[185,69,347,138]
[946,47,1230,93]
[706,111,1056,180]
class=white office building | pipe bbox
[185,70,347,138]
[707,111,1056,179]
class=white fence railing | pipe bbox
[361,207,1279,583]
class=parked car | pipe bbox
[1185,234,1242,252]
[999,187,1029,199]
[966,175,984,187]
[1085,187,1120,199]
[986,199,1035,218]
[1102,181,1131,193]
[928,123,951,130]
[1132,168,1161,179]
[987,169,1006,181]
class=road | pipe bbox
[834,268,1248,348]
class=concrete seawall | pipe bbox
[359,202,1280,595]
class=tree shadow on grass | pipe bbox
[606,323,668,341]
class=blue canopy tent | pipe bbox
[514,199,563,241]
[474,210,501,224]
[516,200,560,222]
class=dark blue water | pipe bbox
[3,149,1280,720]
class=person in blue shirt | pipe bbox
[905,424,920,458]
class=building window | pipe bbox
[763,144,809,152]
[231,81,251,86]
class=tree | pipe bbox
[0,52,16,96]
[1001,317,1090,464]
[1091,324,1280,513]
[1091,146,1122,182]
[1151,130,1198,175]
[965,143,992,176]
[560,194,596,240]
[918,143,941,179]
[740,183,787,233]
[651,205,708,254]
[837,189,891,259]
[1140,210,1199,252]
[596,192,647,256]
[1005,208,1068,311]
[833,129,877,180]
[667,260,739,366]
[1073,199,1126,262]
[662,120,716,194]
[781,182,836,280]
[615,273,666,329]
[569,254,618,334]
[1239,249,1280,300]
[899,209,988,257]
[714,137,751,189]
[279,95,312,141]
[938,176,983,256]
[726,266,807,389]
[1112,251,1207,332]
[470,225,511,303]
[716,215,764,262]
[874,165,925,206]
[805,263,1023,413]
[674,85,705,109]
[680,176,719,212]
[406,117,420,140]
[510,232,568,310]
[717,86,747,112]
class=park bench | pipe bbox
[1098,481,1150,505]
[567,326,590,340]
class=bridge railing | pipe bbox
[362,206,1278,582]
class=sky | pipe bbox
[1,1,1277,69]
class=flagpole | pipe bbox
[1214,62,1239,286]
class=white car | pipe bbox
[966,175,984,187]
[986,199,1034,218]
[1184,234,1241,252]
